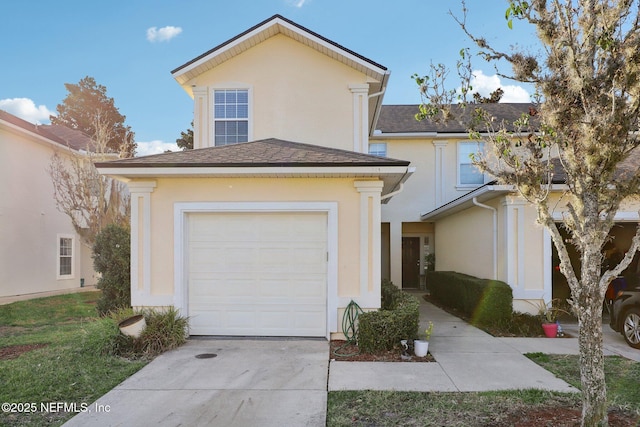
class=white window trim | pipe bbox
[173,201,338,340]
[210,85,253,146]
[56,234,75,280]
[456,141,488,189]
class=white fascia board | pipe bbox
[420,184,514,221]
[96,165,411,178]
[371,132,437,139]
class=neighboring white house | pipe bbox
[0,110,98,298]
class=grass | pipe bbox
[327,354,640,426]
[0,292,147,427]
[327,389,579,426]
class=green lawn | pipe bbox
[0,292,146,427]
[327,354,640,426]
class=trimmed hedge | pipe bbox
[427,271,512,327]
[357,280,420,353]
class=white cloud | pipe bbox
[136,140,180,157]
[146,26,182,43]
[469,70,531,103]
[0,98,54,123]
[287,0,309,7]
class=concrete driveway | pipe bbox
[64,338,328,427]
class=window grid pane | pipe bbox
[59,238,72,276]
[368,143,387,157]
[214,89,248,146]
[459,142,485,185]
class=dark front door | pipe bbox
[402,237,420,289]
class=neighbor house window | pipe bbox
[214,89,248,146]
[458,141,486,186]
[368,143,387,157]
[57,235,74,279]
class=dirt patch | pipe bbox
[490,406,639,427]
[0,343,48,360]
[330,340,435,362]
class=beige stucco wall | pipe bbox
[133,176,383,337]
[0,124,89,297]
[434,201,497,281]
[185,34,377,151]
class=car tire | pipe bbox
[622,308,640,349]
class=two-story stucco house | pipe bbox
[0,110,98,298]
[97,15,640,337]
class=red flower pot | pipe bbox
[542,323,558,338]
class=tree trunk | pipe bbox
[577,306,607,426]
[577,245,608,427]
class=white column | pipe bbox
[389,221,403,286]
[354,180,384,307]
[349,84,370,153]
[128,181,156,307]
[503,197,526,297]
[192,86,209,149]
[433,141,448,206]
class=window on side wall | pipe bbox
[214,89,249,146]
[57,235,74,279]
[368,143,387,157]
[458,141,486,186]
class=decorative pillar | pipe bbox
[354,180,384,307]
[503,197,527,297]
[192,86,209,149]
[432,141,448,206]
[128,181,156,307]
[349,84,370,153]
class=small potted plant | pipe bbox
[536,299,567,338]
[414,321,433,357]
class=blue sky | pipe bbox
[0,0,538,156]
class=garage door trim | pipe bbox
[173,201,338,339]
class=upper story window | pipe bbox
[458,141,486,186]
[214,89,248,146]
[57,235,74,279]
[368,143,387,157]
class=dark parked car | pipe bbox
[609,286,640,349]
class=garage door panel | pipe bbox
[187,212,327,337]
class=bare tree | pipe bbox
[49,114,130,247]
[414,1,640,426]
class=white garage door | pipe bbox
[187,211,328,336]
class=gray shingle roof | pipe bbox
[0,109,95,152]
[376,103,536,134]
[96,138,410,168]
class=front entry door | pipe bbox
[402,237,421,289]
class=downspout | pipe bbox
[381,167,414,201]
[472,197,498,280]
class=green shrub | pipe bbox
[93,224,131,315]
[427,271,512,327]
[358,280,420,353]
[79,307,188,359]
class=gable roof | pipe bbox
[97,138,409,168]
[171,14,388,85]
[376,103,536,135]
[96,138,413,203]
[0,109,94,152]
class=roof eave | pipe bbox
[420,184,514,221]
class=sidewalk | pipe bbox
[330,293,583,393]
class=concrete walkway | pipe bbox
[329,294,579,393]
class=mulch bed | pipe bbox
[329,340,435,362]
[489,406,639,427]
[0,343,48,360]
